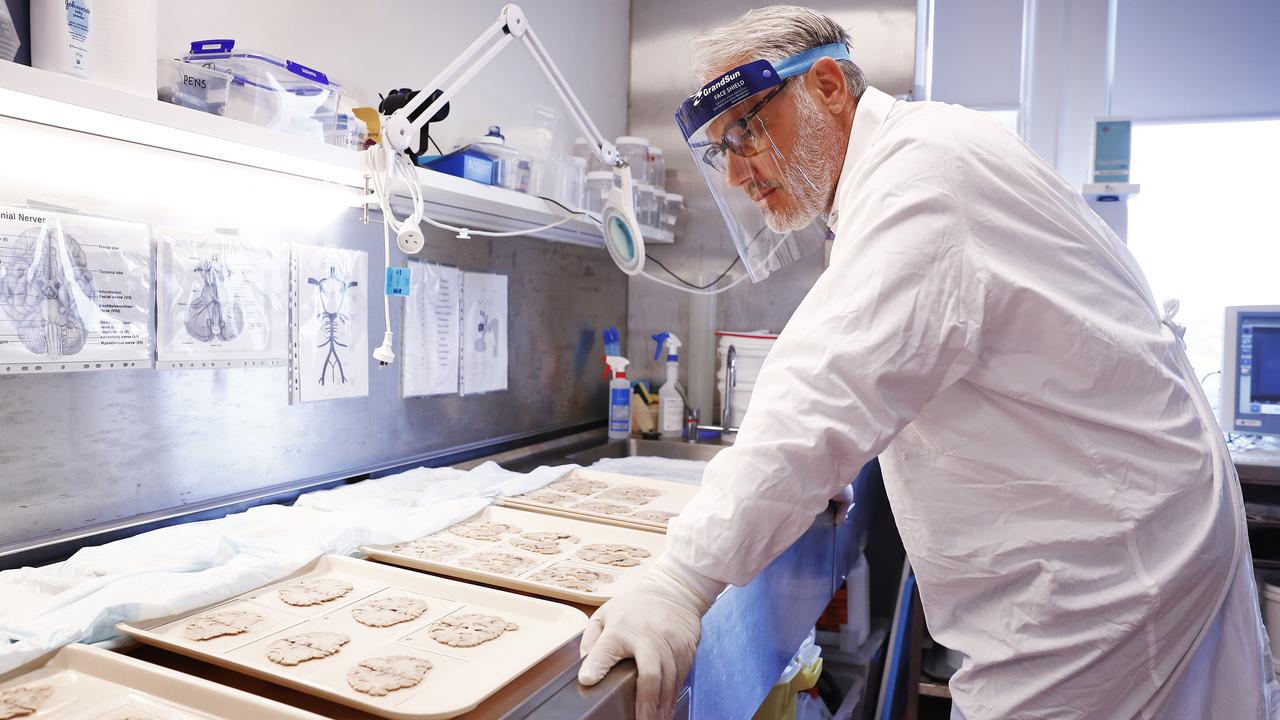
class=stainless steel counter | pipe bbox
[126,438,885,720]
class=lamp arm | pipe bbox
[382,4,621,168]
[516,23,621,167]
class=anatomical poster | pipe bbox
[401,260,460,398]
[460,271,507,395]
[156,227,289,367]
[0,206,151,373]
[291,243,368,403]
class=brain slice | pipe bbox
[392,537,466,561]
[597,485,662,505]
[448,521,522,542]
[547,478,609,496]
[0,684,53,719]
[630,509,677,524]
[518,490,578,507]
[575,543,653,567]
[183,609,264,640]
[347,656,433,696]
[351,596,429,628]
[277,578,353,606]
[0,227,95,358]
[509,531,581,555]
[531,565,617,592]
[265,632,350,665]
[426,613,519,647]
[457,552,538,576]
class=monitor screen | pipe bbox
[1233,312,1280,433]
[1251,327,1280,403]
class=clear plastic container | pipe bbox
[635,184,661,228]
[561,156,587,210]
[157,59,232,117]
[585,171,613,216]
[472,126,520,190]
[616,136,651,185]
[323,112,369,151]
[648,147,666,192]
[662,192,684,236]
[175,39,343,143]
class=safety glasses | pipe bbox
[698,80,790,173]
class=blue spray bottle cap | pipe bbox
[651,331,681,362]
[603,326,621,357]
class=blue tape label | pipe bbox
[385,266,411,297]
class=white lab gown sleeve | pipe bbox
[666,139,987,586]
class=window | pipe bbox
[1127,119,1280,407]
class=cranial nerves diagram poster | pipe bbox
[0,206,151,372]
[156,227,289,366]
[292,243,368,402]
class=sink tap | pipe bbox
[685,408,700,444]
[722,345,737,431]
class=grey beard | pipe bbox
[764,89,841,233]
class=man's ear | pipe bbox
[806,56,850,115]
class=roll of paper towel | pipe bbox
[31,0,156,96]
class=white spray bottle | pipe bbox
[604,355,632,440]
[653,332,685,439]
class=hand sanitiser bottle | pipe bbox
[652,332,685,439]
[605,355,632,440]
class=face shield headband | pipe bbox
[673,43,853,282]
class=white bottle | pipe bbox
[605,355,632,440]
[654,333,686,439]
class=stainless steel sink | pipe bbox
[566,438,728,464]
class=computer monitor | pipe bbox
[1222,306,1280,436]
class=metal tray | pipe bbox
[498,468,698,533]
[363,505,667,605]
[117,554,587,720]
[0,642,323,719]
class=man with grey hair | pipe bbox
[578,6,1278,720]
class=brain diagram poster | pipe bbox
[155,227,289,367]
[0,206,151,373]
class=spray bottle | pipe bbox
[604,355,632,440]
[652,332,685,439]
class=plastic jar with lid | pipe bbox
[585,171,613,215]
[662,192,684,236]
[473,126,520,189]
[615,136,651,185]
[647,147,666,192]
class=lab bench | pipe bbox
[1237,448,1280,571]
[110,436,885,720]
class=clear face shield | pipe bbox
[675,44,851,283]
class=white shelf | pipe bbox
[0,62,672,247]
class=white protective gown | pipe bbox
[666,87,1280,718]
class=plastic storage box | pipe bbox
[158,39,343,143]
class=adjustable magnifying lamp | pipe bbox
[381,4,646,276]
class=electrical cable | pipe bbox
[640,267,751,295]
[552,192,749,295]
[646,254,741,290]
[419,210,574,238]
[382,219,392,331]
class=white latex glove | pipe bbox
[831,483,856,526]
[578,555,726,720]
